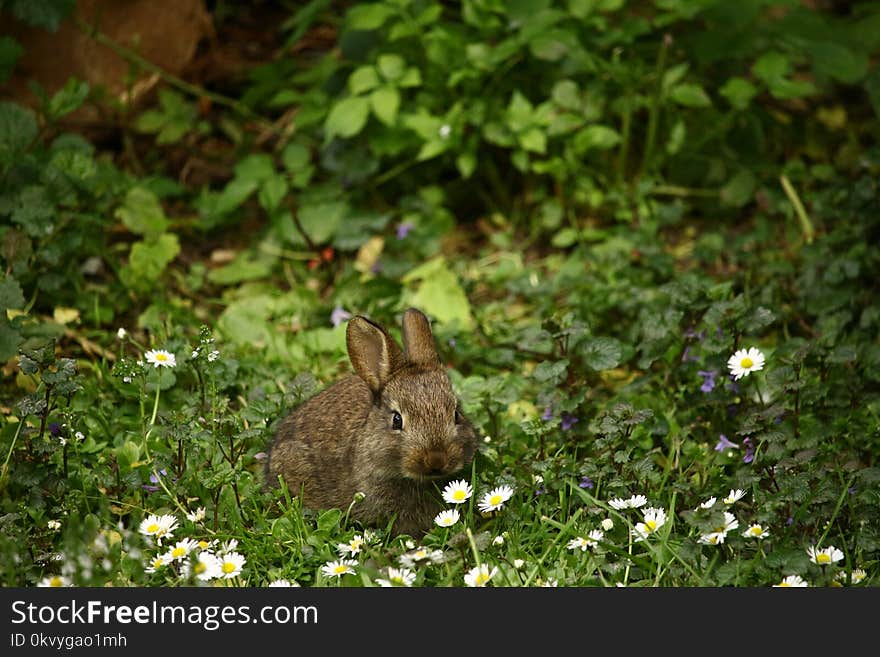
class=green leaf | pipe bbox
[281,143,311,171]
[258,175,289,212]
[346,3,394,30]
[215,177,259,214]
[115,187,169,238]
[579,337,624,371]
[370,86,401,126]
[207,252,275,285]
[115,441,141,473]
[720,170,756,207]
[122,233,180,289]
[324,96,371,140]
[573,124,621,152]
[296,201,347,244]
[0,275,25,309]
[46,78,89,121]
[518,126,547,154]
[0,318,23,362]
[669,83,712,108]
[348,65,380,95]
[720,77,758,110]
[401,257,474,330]
[0,101,37,161]
[552,80,581,110]
[377,54,406,81]
[529,29,573,61]
[0,36,23,84]
[752,51,790,84]
[456,152,477,179]
[810,42,868,84]
[234,154,275,183]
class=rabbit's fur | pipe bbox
[265,308,478,536]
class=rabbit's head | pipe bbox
[347,308,477,483]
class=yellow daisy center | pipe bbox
[778,581,791,587]
[146,523,159,533]
[222,561,237,574]
[475,573,489,585]
[153,558,164,568]
[194,563,206,574]
[453,490,466,501]
[172,547,186,558]
[490,494,502,506]
[49,576,63,587]
[334,565,349,575]
[740,357,753,368]
[414,550,426,559]
[198,540,209,549]
[645,520,657,532]
[750,526,762,536]
[816,553,831,564]
[155,353,168,362]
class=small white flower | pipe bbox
[568,529,603,552]
[722,489,747,505]
[632,507,667,541]
[117,328,127,340]
[743,524,770,539]
[268,579,300,587]
[74,431,84,441]
[727,347,765,380]
[434,508,460,528]
[464,564,498,587]
[532,474,544,485]
[165,538,199,562]
[836,569,867,585]
[37,575,71,587]
[807,545,844,566]
[699,497,717,509]
[220,539,239,554]
[337,534,366,556]
[376,567,416,587]
[492,535,505,546]
[441,479,473,505]
[438,124,451,139]
[513,559,525,569]
[774,574,809,587]
[322,559,357,578]
[144,349,177,368]
[601,518,614,531]
[399,547,445,568]
[191,349,200,359]
[218,551,246,579]
[186,507,206,523]
[539,577,559,587]
[145,553,171,574]
[698,532,727,545]
[609,494,648,510]
[477,485,514,513]
[208,350,220,362]
[47,520,61,531]
[192,551,222,581]
[138,513,179,545]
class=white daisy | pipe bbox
[37,575,71,587]
[743,524,770,539]
[191,551,222,581]
[218,551,246,579]
[321,559,357,578]
[609,494,648,510]
[165,538,199,562]
[699,497,717,509]
[632,507,668,541]
[138,513,179,545]
[539,577,559,587]
[145,553,171,574]
[399,547,445,568]
[513,559,525,569]
[434,509,460,528]
[442,479,473,505]
[727,347,765,380]
[337,534,366,556]
[47,520,61,531]
[268,579,300,587]
[144,349,177,368]
[601,518,614,531]
[186,507,206,522]
[774,574,809,587]
[836,569,867,585]
[698,532,727,545]
[722,489,747,505]
[477,485,514,513]
[464,564,498,587]
[492,535,505,546]
[807,545,844,566]
[568,529,604,551]
[376,567,416,587]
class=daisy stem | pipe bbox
[465,527,482,568]
[752,376,765,406]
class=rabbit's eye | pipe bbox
[454,408,462,424]
[391,411,403,430]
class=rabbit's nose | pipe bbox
[424,450,448,473]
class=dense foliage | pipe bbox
[1,0,878,587]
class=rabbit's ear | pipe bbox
[401,308,440,366]
[347,316,405,392]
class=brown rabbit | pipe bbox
[265,308,478,536]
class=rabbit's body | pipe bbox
[265,309,477,536]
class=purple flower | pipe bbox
[254,452,268,462]
[370,260,383,274]
[681,345,699,362]
[579,476,594,489]
[49,422,61,437]
[742,437,755,464]
[534,485,546,497]
[684,327,706,341]
[541,404,554,421]
[330,306,352,328]
[142,469,167,493]
[698,370,717,393]
[561,413,579,431]
[786,516,794,526]
[396,222,414,239]
[714,434,739,452]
